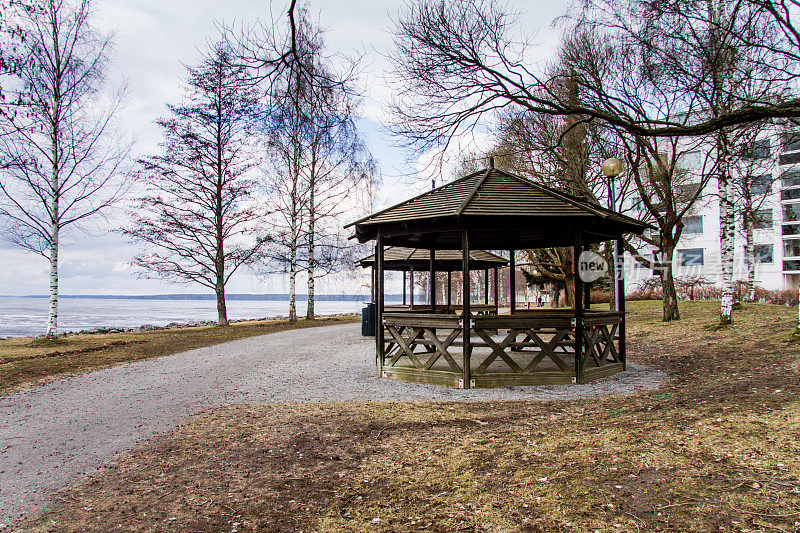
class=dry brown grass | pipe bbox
[23,301,800,532]
[0,315,359,395]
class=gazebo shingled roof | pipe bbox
[358,247,508,271]
[347,167,650,249]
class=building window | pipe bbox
[740,139,771,159]
[782,188,800,201]
[745,244,774,264]
[784,260,800,272]
[785,203,800,223]
[683,215,703,234]
[753,209,773,229]
[785,240,800,258]
[680,150,702,169]
[783,170,800,189]
[679,248,704,266]
[784,224,800,236]
[752,174,773,195]
[782,131,800,152]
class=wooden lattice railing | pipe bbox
[380,310,623,388]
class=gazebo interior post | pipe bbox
[447,270,452,309]
[429,250,436,311]
[573,232,584,384]
[484,269,489,304]
[370,265,375,304]
[509,250,516,315]
[462,228,471,388]
[410,266,414,310]
[402,270,407,305]
[493,267,499,309]
[617,236,627,370]
[375,234,385,377]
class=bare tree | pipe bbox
[0,0,129,337]
[251,6,373,321]
[389,0,797,150]
[124,42,269,326]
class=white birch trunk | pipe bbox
[718,143,735,324]
[744,214,755,301]
[306,184,315,320]
[47,216,59,338]
[47,115,60,338]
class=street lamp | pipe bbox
[602,158,623,311]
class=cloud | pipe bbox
[0,0,568,296]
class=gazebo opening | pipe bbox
[346,164,649,388]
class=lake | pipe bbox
[0,296,386,337]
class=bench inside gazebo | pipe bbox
[347,162,648,388]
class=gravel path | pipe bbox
[0,322,665,526]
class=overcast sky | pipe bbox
[0,0,566,296]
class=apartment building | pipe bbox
[623,127,799,292]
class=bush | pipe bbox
[751,287,799,307]
[625,278,798,307]
[590,291,610,304]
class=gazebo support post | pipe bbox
[429,250,436,312]
[573,232,584,384]
[409,267,414,310]
[617,237,627,370]
[370,266,375,304]
[402,270,407,306]
[493,267,499,309]
[462,228,471,389]
[484,269,489,304]
[509,250,516,315]
[376,234,385,377]
[447,270,452,309]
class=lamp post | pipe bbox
[602,158,623,311]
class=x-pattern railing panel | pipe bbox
[384,324,461,373]
[581,323,619,369]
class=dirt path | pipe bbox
[0,323,663,526]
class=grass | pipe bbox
[0,315,359,395]
[22,301,800,532]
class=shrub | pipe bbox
[590,291,610,304]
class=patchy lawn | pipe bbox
[0,315,359,395]
[24,301,800,532]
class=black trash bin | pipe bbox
[361,302,376,337]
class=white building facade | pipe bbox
[623,127,800,293]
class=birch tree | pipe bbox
[0,0,128,337]
[249,6,374,321]
[125,42,269,326]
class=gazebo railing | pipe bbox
[380,310,623,388]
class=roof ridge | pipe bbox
[455,167,492,215]
[343,169,487,228]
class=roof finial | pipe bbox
[489,156,495,168]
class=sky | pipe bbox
[0,0,567,297]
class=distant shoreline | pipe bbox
[0,293,404,301]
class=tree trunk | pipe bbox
[718,134,735,324]
[46,124,60,338]
[306,186,315,320]
[216,281,228,326]
[47,217,59,338]
[744,213,756,301]
[289,253,297,323]
[660,242,680,321]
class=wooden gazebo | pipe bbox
[358,247,508,315]
[346,163,648,388]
